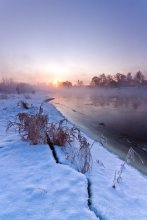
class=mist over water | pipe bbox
[52,87,147,174]
[53,87,147,141]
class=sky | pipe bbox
[0,0,147,84]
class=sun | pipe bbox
[52,79,61,88]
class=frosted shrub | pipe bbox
[112,147,144,188]
[47,119,74,146]
[7,98,93,173]
[7,113,48,145]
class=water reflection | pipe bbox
[53,87,147,174]
[54,88,147,141]
[87,92,147,111]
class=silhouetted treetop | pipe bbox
[90,71,146,88]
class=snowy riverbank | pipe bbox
[0,92,147,220]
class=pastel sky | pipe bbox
[0,0,147,84]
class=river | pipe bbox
[52,87,147,175]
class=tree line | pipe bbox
[90,71,146,87]
[0,78,35,93]
[59,71,147,88]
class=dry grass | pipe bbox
[19,101,30,109]
[7,113,93,173]
[7,99,93,173]
[112,147,144,188]
[7,98,55,145]
[7,113,48,145]
[47,119,93,173]
[52,125,93,174]
[47,119,76,146]
[76,132,93,173]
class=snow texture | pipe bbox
[0,92,147,220]
[0,93,97,220]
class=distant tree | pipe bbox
[16,82,33,94]
[127,72,132,81]
[0,78,33,93]
[60,81,72,88]
[114,73,126,86]
[106,74,116,87]
[99,73,107,86]
[0,78,16,93]
[134,71,144,84]
[77,80,83,87]
[126,72,133,86]
[90,74,116,87]
[90,76,100,87]
[107,74,113,82]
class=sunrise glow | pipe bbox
[1,0,147,83]
[52,78,61,88]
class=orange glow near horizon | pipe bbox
[52,78,61,88]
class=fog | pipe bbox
[53,86,147,110]
[52,86,147,143]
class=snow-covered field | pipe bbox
[0,92,147,220]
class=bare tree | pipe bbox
[134,71,144,84]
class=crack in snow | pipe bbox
[46,134,101,219]
[87,178,104,220]
[46,133,60,164]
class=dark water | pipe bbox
[52,87,147,175]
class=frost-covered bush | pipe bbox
[7,98,93,173]
[7,113,48,145]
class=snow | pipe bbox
[0,94,97,220]
[0,92,147,220]
[90,144,147,219]
[55,134,147,220]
